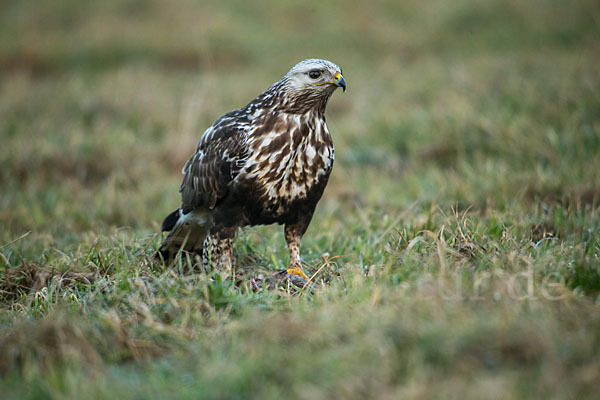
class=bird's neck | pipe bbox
[254,80,333,115]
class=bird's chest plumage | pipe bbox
[235,113,334,221]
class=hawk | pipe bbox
[158,59,346,280]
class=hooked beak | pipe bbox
[316,72,347,92]
[333,72,346,92]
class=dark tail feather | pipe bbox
[156,209,208,263]
[161,209,181,232]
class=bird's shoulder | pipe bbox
[179,107,254,210]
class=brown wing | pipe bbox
[180,114,249,212]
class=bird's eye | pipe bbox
[308,70,322,79]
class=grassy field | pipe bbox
[1,0,600,398]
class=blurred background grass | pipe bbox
[1,0,600,398]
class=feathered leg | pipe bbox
[284,224,310,280]
[202,232,235,273]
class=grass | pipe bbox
[1,0,600,398]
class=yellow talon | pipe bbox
[286,266,310,281]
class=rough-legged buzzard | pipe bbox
[158,59,346,280]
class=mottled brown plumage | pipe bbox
[158,59,346,278]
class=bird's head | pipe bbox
[276,59,345,113]
[284,58,346,94]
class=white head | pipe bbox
[271,59,345,113]
[283,59,346,94]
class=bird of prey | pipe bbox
[158,59,346,280]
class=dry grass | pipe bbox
[1,0,599,398]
